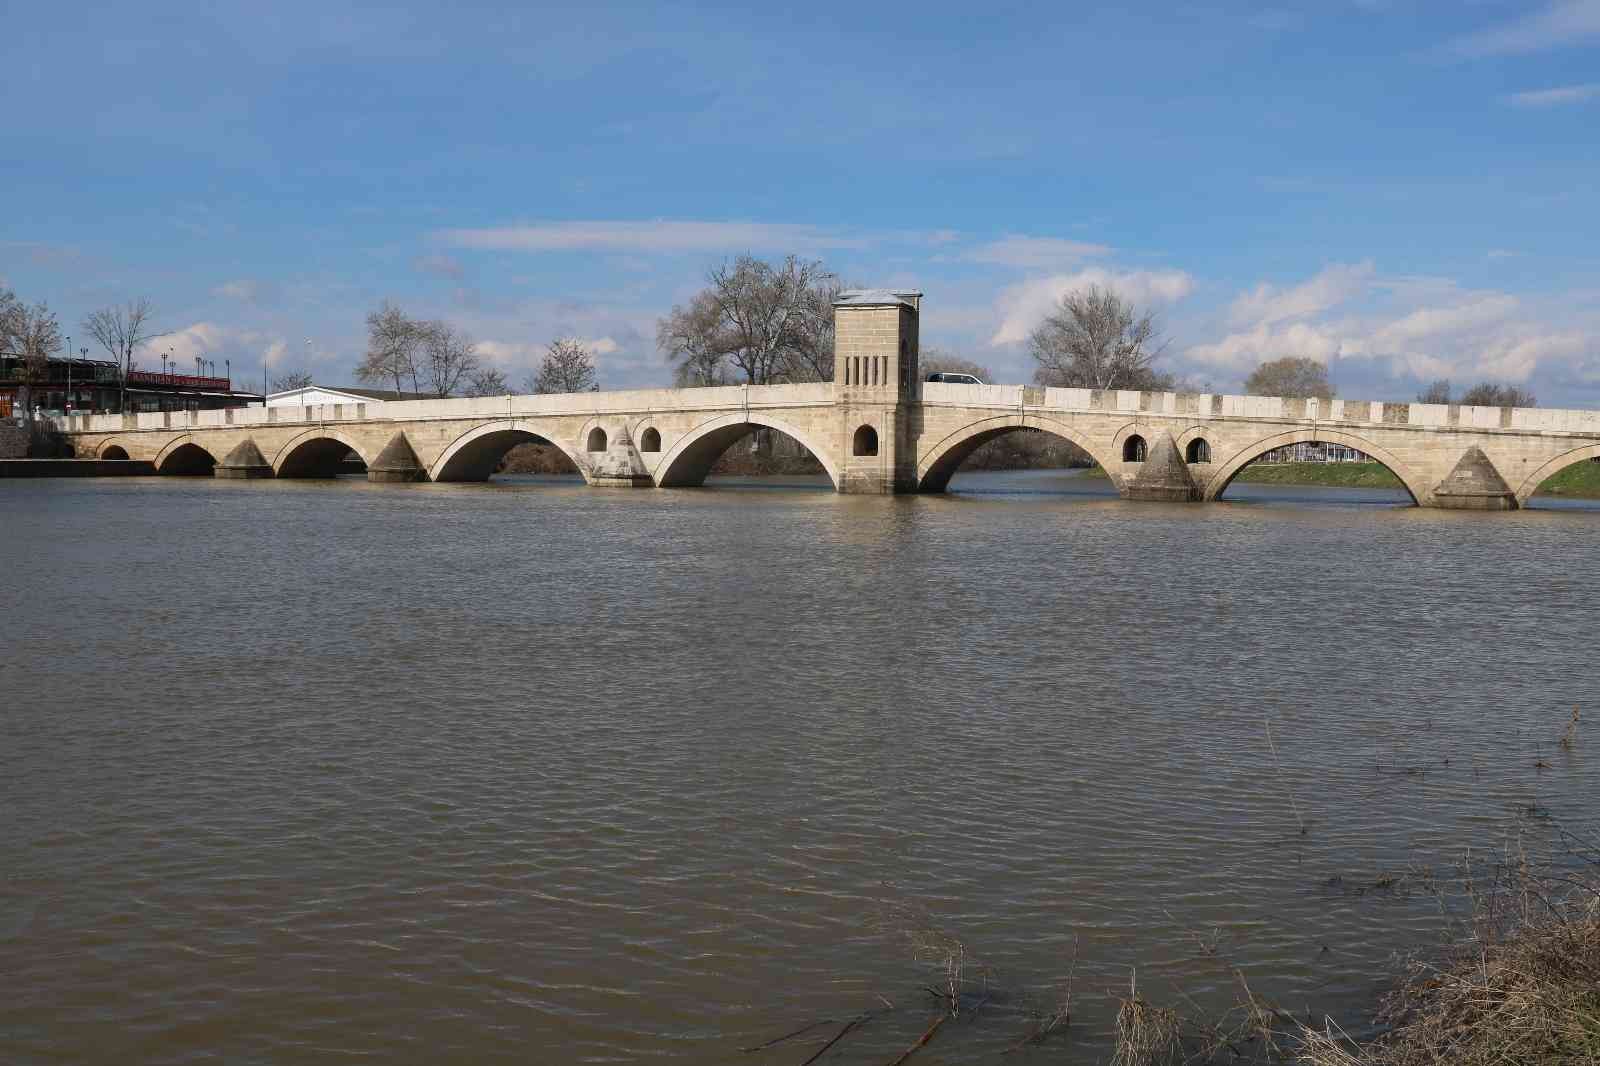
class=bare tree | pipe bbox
[1461,381,1536,408]
[1029,285,1172,391]
[659,291,734,387]
[777,272,842,383]
[530,338,598,394]
[420,321,479,397]
[1417,379,1453,404]
[1244,356,1335,399]
[464,366,509,397]
[657,255,835,386]
[270,369,315,392]
[921,348,994,382]
[82,298,163,412]
[3,295,63,416]
[356,302,425,396]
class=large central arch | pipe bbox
[429,420,590,483]
[1203,428,1425,503]
[916,414,1119,493]
[654,412,841,489]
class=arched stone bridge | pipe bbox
[57,291,1600,509]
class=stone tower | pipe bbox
[832,289,922,493]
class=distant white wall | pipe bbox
[266,387,380,407]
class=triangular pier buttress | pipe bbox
[215,438,273,479]
[1125,431,1199,502]
[367,432,424,483]
[1431,446,1517,510]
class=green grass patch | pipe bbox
[1231,462,1403,488]
[1534,458,1600,498]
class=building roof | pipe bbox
[266,384,436,403]
[833,289,923,309]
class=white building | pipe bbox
[265,385,432,407]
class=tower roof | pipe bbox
[834,289,922,309]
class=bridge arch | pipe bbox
[654,412,841,489]
[100,442,130,460]
[428,420,590,483]
[1513,444,1600,505]
[271,428,372,478]
[153,436,218,475]
[1203,429,1424,503]
[916,414,1120,493]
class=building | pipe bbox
[265,385,437,407]
[0,354,262,417]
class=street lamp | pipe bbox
[66,334,72,415]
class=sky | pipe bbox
[3,1,1598,404]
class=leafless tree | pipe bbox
[1461,381,1536,408]
[1029,285,1173,391]
[3,293,63,416]
[420,321,479,397]
[1417,379,1453,404]
[921,348,994,382]
[659,291,734,387]
[270,369,315,392]
[357,301,425,396]
[657,255,836,386]
[464,366,509,397]
[530,338,598,394]
[82,298,163,412]
[1244,356,1335,399]
[776,272,842,383]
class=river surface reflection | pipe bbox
[2,471,1596,1064]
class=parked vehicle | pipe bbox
[925,372,985,386]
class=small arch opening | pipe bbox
[1186,438,1211,464]
[277,437,364,478]
[639,427,661,453]
[101,444,130,461]
[157,442,217,476]
[586,427,608,452]
[1123,435,1148,463]
[852,424,879,457]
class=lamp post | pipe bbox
[66,334,72,415]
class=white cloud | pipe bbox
[988,268,1195,347]
[1447,0,1600,57]
[1504,83,1600,107]
[1372,295,1520,348]
[1182,272,1600,391]
[965,236,1111,270]
[1188,320,1352,371]
[438,220,869,255]
[1228,261,1374,328]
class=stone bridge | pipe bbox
[57,291,1600,509]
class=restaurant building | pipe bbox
[0,354,263,417]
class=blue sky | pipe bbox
[4,1,1598,403]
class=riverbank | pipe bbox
[0,458,155,477]
[1080,459,1600,497]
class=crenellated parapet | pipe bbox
[50,295,1600,509]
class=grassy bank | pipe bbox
[1534,458,1600,498]
[1076,463,1407,488]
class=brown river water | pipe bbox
[2,468,1597,1064]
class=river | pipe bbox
[2,469,1596,1063]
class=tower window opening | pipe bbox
[852,424,879,457]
